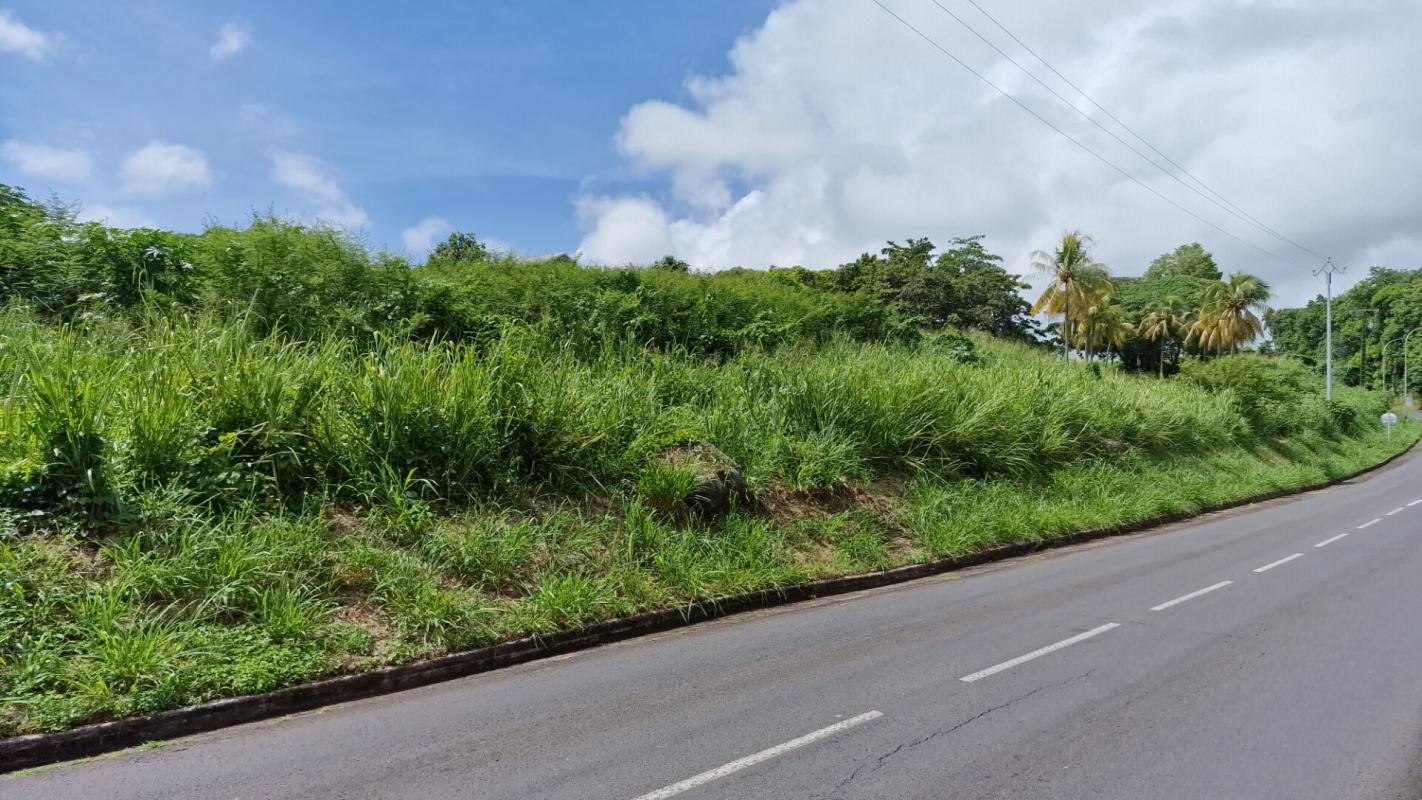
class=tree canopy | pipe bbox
[429,231,492,263]
[831,236,1035,339]
[1144,242,1222,281]
[1267,265,1422,391]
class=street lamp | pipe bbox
[1354,309,1378,390]
[1382,336,1404,396]
[1404,328,1422,409]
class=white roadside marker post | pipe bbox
[1382,411,1398,442]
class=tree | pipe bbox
[893,236,1033,338]
[1138,296,1193,377]
[1190,271,1271,354]
[1030,231,1111,358]
[925,236,1034,338]
[1268,266,1420,388]
[429,231,491,263]
[1144,242,1222,282]
[651,255,690,272]
[1073,284,1131,360]
[831,236,1034,339]
[1264,303,1325,365]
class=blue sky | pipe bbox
[1,1,776,256]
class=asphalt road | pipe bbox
[9,449,1422,799]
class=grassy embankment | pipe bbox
[0,310,1408,737]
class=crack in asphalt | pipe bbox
[824,669,1094,798]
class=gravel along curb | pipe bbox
[3,440,1415,773]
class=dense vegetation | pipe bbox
[1028,234,1275,372]
[0,184,1405,736]
[1268,265,1422,395]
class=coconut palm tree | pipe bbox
[1137,296,1193,376]
[1075,285,1132,361]
[1031,231,1111,359]
[1189,271,1271,354]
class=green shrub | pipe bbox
[1181,354,1384,438]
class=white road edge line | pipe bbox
[1150,581,1233,612]
[1387,507,1406,516]
[1315,533,1349,548]
[1408,499,1422,507]
[1253,553,1304,573]
[960,623,1120,683]
[628,711,884,800]
[1358,518,1382,529]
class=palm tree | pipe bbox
[1137,296,1192,376]
[1074,284,1131,360]
[1189,271,1271,354]
[1031,231,1111,359]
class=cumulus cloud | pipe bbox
[209,21,250,61]
[76,204,156,229]
[0,10,50,61]
[401,217,453,253]
[1,140,91,181]
[577,0,1422,305]
[120,141,212,195]
[271,151,368,229]
[576,197,673,265]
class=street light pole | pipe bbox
[1354,309,1379,390]
[1383,336,1404,396]
[1404,328,1422,410]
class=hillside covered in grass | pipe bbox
[0,184,1407,736]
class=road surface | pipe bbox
[8,449,1422,799]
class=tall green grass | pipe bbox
[0,310,1294,517]
[0,308,1401,736]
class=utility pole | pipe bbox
[1314,258,1345,400]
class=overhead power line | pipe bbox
[926,0,1321,263]
[868,0,1308,269]
[958,0,1326,262]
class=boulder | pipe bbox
[657,442,750,517]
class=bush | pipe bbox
[1181,353,1385,437]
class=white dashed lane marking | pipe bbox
[1253,553,1303,573]
[627,712,884,800]
[1150,581,1233,612]
[960,624,1120,683]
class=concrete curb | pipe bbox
[3,436,1416,773]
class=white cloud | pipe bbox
[0,10,50,61]
[271,151,368,229]
[577,0,1422,305]
[76,204,156,229]
[119,141,212,195]
[401,217,453,253]
[0,140,91,181]
[576,196,673,265]
[209,21,250,61]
